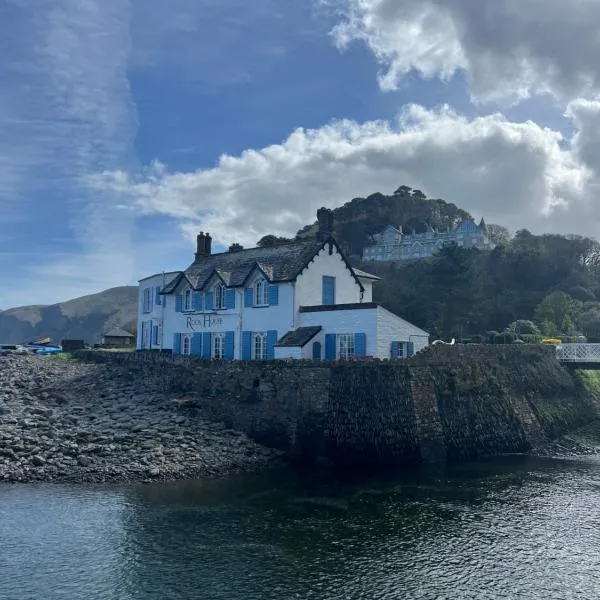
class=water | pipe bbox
[1,456,600,600]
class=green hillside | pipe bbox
[0,286,138,344]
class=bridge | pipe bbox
[555,343,600,369]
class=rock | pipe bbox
[30,455,46,466]
[148,467,160,477]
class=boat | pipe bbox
[25,338,62,355]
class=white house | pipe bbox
[137,208,429,360]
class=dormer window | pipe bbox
[215,283,225,309]
[255,279,268,306]
[184,288,193,312]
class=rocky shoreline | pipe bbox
[0,354,282,484]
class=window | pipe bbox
[152,324,159,346]
[215,284,225,309]
[213,334,225,360]
[184,289,193,311]
[142,322,150,349]
[322,276,336,305]
[143,288,151,313]
[255,279,268,306]
[254,332,267,360]
[337,334,355,360]
[182,335,191,355]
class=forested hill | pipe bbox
[358,231,600,342]
[260,185,600,342]
[295,186,472,257]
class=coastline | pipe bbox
[0,355,282,484]
[2,350,600,485]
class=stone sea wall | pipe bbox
[76,345,600,467]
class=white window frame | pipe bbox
[182,334,191,356]
[184,288,193,312]
[215,283,225,309]
[254,279,269,306]
[253,332,267,360]
[142,321,150,349]
[213,333,225,360]
[143,288,151,313]
[337,334,355,360]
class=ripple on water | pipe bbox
[1,457,600,599]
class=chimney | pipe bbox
[316,207,334,241]
[228,243,244,253]
[195,231,212,260]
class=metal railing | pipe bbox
[555,343,600,363]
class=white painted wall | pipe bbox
[294,245,364,310]
[376,306,429,358]
[358,279,373,302]
[299,308,378,357]
[137,272,179,350]
[274,346,302,360]
[158,281,296,359]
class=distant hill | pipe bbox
[296,186,472,257]
[0,286,138,344]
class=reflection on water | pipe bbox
[1,456,600,599]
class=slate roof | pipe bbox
[275,326,322,347]
[162,237,364,292]
[104,327,134,338]
[353,268,381,280]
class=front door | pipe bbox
[312,341,322,360]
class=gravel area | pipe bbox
[0,354,281,483]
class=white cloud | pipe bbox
[329,0,600,105]
[90,104,598,252]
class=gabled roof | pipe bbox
[276,326,322,347]
[104,327,134,338]
[353,268,381,281]
[161,237,364,293]
[456,219,479,233]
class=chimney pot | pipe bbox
[195,231,212,260]
[228,243,244,253]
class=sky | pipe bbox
[3,0,600,308]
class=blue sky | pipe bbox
[2,0,600,309]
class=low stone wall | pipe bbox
[75,345,600,466]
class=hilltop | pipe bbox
[0,286,138,344]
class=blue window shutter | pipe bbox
[268,285,279,306]
[202,332,212,358]
[407,342,415,357]
[322,276,335,305]
[266,330,277,360]
[173,333,181,354]
[224,331,235,360]
[355,333,366,358]
[155,287,161,306]
[193,292,203,312]
[391,341,400,358]
[149,288,154,312]
[191,333,202,356]
[244,288,253,307]
[175,295,183,313]
[225,288,235,309]
[205,292,214,311]
[325,334,336,360]
[242,331,252,360]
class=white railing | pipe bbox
[556,343,600,363]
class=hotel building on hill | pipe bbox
[137,208,429,360]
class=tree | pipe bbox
[507,320,540,335]
[533,292,577,335]
[412,189,427,200]
[487,224,511,246]
[394,185,412,196]
[578,308,600,342]
[257,234,293,247]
